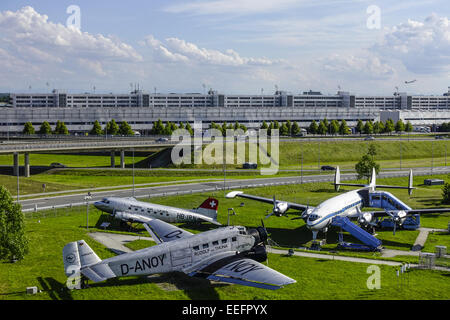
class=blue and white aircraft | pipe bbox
[227,167,450,250]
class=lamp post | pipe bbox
[85,193,92,231]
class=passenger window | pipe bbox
[193,246,199,251]
[232,237,237,242]
[202,243,209,249]
[212,241,219,246]
[221,239,227,244]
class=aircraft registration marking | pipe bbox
[224,260,263,276]
[120,253,166,275]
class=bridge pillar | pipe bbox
[13,153,19,176]
[120,150,125,169]
[110,151,115,168]
[24,153,30,177]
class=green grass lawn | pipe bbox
[1,173,449,300]
[1,208,448,300]
[175,139,450,170]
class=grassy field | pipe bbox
[175,139,450,170]
[2,174,448,300]
[1,209,448,300]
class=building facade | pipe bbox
[2,87,450,134]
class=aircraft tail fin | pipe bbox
[63,240,101,276]
[369,167,376,190]
[192,197,219,221]
[63,240,116,283]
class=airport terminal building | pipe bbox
[2,87,450,134]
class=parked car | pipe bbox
[50,162,67,168]
[321,165,336,171]
[243,162,257,169]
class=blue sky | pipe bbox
[1,0,449,95]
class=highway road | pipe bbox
[19,166,450,213]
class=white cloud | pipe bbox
[320,52,396,80]
[142,35,281,66]
[0,6,142,82]
[164,0,301,16]
[372,14,450,74]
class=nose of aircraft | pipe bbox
[94,201,106,210]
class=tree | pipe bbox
[0,186,28,261]
[38,121,52,135]
[329,120,339,135]
[356,119,364,135]
[308,120,318,134]
[106,119,120,135]
[318,120,327,135]
[285,120,292,136]
[355,154,380,182]
[23,122,35,135]
[280,122,289,136]
[119,121,134,136]
[90,120,103,136]
[363,121,373,135]
[395,119,405,133]
[151,119,164,135]
[405,121,413,133]
[367,144,377,160]
[185,122,193,136]
[260,120,268,130]
[384,119,395,135]
[339,120,350,135]
[291,122,300,136]
[442,182,450,204]
[373,121,384,135]
[163,121,174,135]
[54,120,69,135]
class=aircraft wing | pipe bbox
[185,251,296,290]
[143,218,193,243]
[226,191,309,211]
[370,208,450,217]
[113,211,154,224]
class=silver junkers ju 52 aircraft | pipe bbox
[63,218,296,290]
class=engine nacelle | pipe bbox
[247,227,268,245]
[358,212,374,225]
[245,244,267,263]
[393,210,407,224]
[274,202,289,216]
[114,211,134,222]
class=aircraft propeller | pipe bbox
[385,210,403,236]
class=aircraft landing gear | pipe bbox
[310,230,322,251]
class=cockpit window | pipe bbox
[308,214,320,222]
[102,198,110,204]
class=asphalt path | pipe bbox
[19,167,450,212]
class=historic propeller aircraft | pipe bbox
[94,196,221,225]
[226,167,450,250]
[63,218,296,290]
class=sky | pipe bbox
[0,0,449,95]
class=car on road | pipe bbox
[321,165,336,171]
[243,162,257,169]
[156,137,169,142]
[50,162,67,168]
[364,136,375,141]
